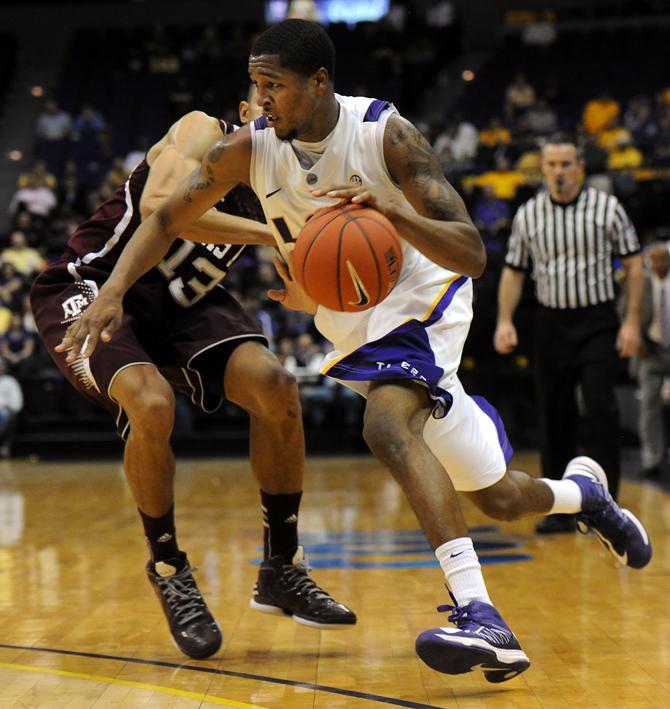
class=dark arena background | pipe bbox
[0,1,668,707]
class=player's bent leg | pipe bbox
[363,380,529,682]
[465,470,554,522]
[110,365,222,659]
[224,342,356,629]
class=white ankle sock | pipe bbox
[435,537,491,606]
[541,478,583,514]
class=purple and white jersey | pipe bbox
[64,120,264,308]
[250,94,472,387]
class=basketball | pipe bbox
[292,204,403,312]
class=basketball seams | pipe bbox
[293,204,402,312]
[335,218,351,311]
[349,217,382,304]
[297,204,361,295]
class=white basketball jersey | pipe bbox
[250,94,471,354]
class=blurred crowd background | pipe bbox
[0,0,668,457]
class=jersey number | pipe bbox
[158,241,229,307]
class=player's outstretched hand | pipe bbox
[493,321,518,355]
[55,291,124,362]
[268,255,317,314]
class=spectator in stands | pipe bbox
[597,117,632,153]
[0,231,46,278]
[468,156,526,201]
[104,157,130,189]
[435,115,478,162]
[21,293,37,334]
[8,174,56,223]
[636,242,670,481]
[651,136,670,167]
[35,99,72,174]
[72,103,106,140]
[11,212,40,250]
[0,313,35,379]
[515,148,543,186]
[583,89,620,135]
[478,116,511,150]
[505,73,536,120]
[0,356,23,458]
[472,185,510,237]
[0,262,25,313]
[58,160,88,215]
[18,160,57,190]
[35,99,72,142]
[607,134,643,171]
[623,95,658,151]
[288,333,334,427]
[522,98,558,136]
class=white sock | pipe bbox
[435,537,491,606]
[541,478,583,514]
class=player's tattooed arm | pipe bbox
[183,142,221,203]
[382,113,486,278]
[385,115,472,224]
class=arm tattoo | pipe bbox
[389,118,468,222]
[184,163,213,203]
[183,141,224,203]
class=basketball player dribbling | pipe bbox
[59,20,652,681]
[31,87,356,660]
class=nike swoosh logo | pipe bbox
[346,260,370,307]
[449,551,464,558]
[266,187,282,198]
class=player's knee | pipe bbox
[362,410,411,466]
[123,381,175,435]
[234,359,299,419]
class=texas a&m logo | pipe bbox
[60,279,99,324]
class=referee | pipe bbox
[494,133,644,534]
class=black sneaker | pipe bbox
[250,546,357,629]
[146,553,222,659]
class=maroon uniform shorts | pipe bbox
[31,260,267,439]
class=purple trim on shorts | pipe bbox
[363,99,392,122]
[471,395,514,466]
[324,278,469,418]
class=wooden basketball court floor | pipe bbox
[0,452,667,708]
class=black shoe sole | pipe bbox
[416,636,530,682]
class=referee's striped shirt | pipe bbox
[505,186,640,309]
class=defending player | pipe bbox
[58,21,651,681]
[31,89,356,660]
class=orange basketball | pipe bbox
[293,204,403,312]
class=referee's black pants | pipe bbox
[533,302,621,499]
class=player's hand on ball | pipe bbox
[55,291,124,362]
[268,255,318,314]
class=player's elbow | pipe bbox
[462,227,487,279]
[154,206,180,241]
[470,241,487,279]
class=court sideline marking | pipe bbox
[0,660,266,708]
[0,644,444,708]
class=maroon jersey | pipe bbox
[63,119,264,308]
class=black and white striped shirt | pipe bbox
[505,186,640,309]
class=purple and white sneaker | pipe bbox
[415,601,530,683]
[564,456,652,569]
